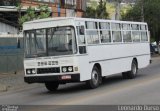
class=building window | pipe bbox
[0,0,18,6]
[50,0,55,3]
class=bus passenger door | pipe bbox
[76,26,87,54]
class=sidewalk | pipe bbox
[0,71,25,92]
[0,71,42,92]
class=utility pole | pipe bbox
[115,0,121,20]
[141,0,144,22]
[17,0,22,34]
[99,0,103,19]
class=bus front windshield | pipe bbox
[24,26,77,58]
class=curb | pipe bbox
[0,84,8,92]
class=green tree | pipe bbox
[90,1,98,9]
[122,0,160,47]
[19,6,36,26]
[121,1,141,21]
[106,2,115,19]
[96,0,109,19]
[120,4,132,20]
[37,5,51,19]
[19,5,51,27]
[83,0,109,19]
[106,0,122,19]
[84,7,97,18]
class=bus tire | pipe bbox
[45,82,59,91]
[122,60,138,79]
[86,66,101,89]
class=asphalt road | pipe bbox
[0,56,160,107]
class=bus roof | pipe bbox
[23,17,74,24]
[24,17,147,25]
[23,17,147,30]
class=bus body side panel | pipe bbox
[76,55,92,81]
[87,42,150,77]
[136,55,150,69]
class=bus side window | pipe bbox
[77,26,84,35]
[79,26,84,35]
[77,26,86,54]
[77,26,85,44]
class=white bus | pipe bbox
[23,17,150,91]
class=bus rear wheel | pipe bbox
[122,60,138,79]
[45,82,59,92]
[86,66,101,89]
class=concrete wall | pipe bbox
[0,22,18,34]
[0,35,24,74]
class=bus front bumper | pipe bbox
[24,74,80,84]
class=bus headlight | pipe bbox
[26,69,31,74]
[26,69,36,74]
[62,67,67,72]
[62,66,73,73]
[31,69,36,74]
[68,67,73,72]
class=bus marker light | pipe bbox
[74,67,78,71]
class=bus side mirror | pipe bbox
[79,46,86,54]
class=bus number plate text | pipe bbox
[61,75,71,80]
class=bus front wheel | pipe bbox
[86,66,101,89]
[122,60,138,79]
[45,82,59,92]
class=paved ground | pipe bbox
[0,71,42,92]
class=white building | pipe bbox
[0,22,18,34]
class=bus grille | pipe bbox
[37,67,60,74]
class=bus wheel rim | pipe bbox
[132,63,137,75]
[92,70,99,85]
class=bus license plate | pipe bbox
[61,75,71,80]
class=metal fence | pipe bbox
[0,36,24,74]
